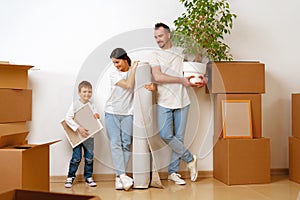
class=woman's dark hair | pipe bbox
[110,48,131,66]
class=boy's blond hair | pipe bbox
[78,81,92,92]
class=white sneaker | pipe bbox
[187,154,198,182]
[115,177,123,190]
[64,177,75,188]
[86,177,97,187]
[120,174,133,191]
[168,173,186,185]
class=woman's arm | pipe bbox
[116,61,139,89]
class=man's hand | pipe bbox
[77,127,89,138]
[144,82,156,91]
[188,75,208,88]
[182,76,193,87]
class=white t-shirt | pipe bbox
[65,99,98,132]
[105,67,134,115]
[149,46,190,109]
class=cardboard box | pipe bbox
[207,61,265,93]
[213,138,270,185]
[214,94,262,140]
[0,132,59,192]
[0,189,101,200]
[289,136,300,183]
[0,64,33,89]
[0,122,28,135]
[0,89,32,123]
[292,94,300,139]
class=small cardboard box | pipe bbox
[207,61,265,93]
[0,89,32,123]
[289,136,300,183]
[0,189,101,200]
[213,138,270,185]
[0,64,33,89]
[0,132,59,192]
[292,94,300,139]
[214,94,262,140]
[0,122,28,135]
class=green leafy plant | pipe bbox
[173,0,237,62]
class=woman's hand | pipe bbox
[132,61,139,69]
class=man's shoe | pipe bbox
[168,173,186,185]
[187,155,198,181]
[120,174,133,191]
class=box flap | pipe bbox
[0,63,33,71]
[27,140,61,149]
[0,132,28,148]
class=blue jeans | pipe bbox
[157,104,193,174]
[67,138,94,179]
[105,112,133,176]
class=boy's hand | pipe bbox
[94,113,100,119]
[77,127,89,138]
[144,82,156,91]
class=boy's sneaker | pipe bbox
[86,177,97,187]
[120,174,133,191]
[115,177,123,190]
[168,173,186,185]
[64,177,75,188]
[187,154,198,182]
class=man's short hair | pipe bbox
[154,22,171,33]
[78,81,92,92]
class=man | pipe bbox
[148,22,205,185]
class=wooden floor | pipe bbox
[50,176,300,200]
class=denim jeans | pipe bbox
[105,112,133,176]
[67,137,94,179]
[157,104,193,174]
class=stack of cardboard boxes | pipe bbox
[0,63,57,192]
[207,61,270,185]
[289,94,300,183]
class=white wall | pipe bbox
[0,0,299,176]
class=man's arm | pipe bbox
[151,66,191,87]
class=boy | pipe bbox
[64,81,99,188]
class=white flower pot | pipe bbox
[183,62,207,84]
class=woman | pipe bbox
[105,48,138,191]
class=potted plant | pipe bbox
[172,0,237,83]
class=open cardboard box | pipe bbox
[0,132,59,192]
[207,61,265,94]
[0,189,101,200]
[0,63,33,89]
